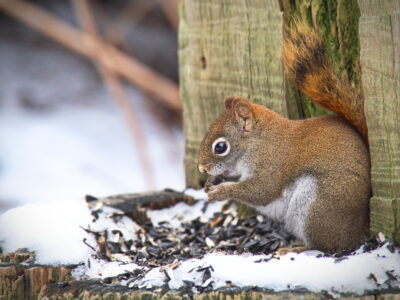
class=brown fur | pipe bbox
[198,24,371,253]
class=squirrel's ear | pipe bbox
[225,96,253,134]
[224,97,236,110]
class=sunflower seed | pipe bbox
[205,237,215,248]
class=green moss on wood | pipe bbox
[282,0,361,119]
[337,0,362,86]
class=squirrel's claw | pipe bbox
[207,182,235,202]
[204,175,225,193]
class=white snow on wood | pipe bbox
[0,193,399,295]
[72,257,141,280]
[135,245,399,294]
[0,198,95,264]
[89,205,141,242]
[148,189,226,228]
[0,198,139,265]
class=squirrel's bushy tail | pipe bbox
[282,21,368,142]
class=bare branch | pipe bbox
[0,0,181,114]
[71,0,156,189]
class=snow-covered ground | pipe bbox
[0,198,94,264]
[1,192,399,296]
[0,101,184,208]
[131,245,399,295]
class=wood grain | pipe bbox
[358,0,400,239]
[179,0,285,188]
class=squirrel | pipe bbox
[197,22,371,253]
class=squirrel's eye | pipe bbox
[212,137,230,156]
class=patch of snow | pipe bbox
[148,198,226,228]
[136,244,400,295]
[1,191,399,296]
[0,198,95,264]
[0,22,185,212]
[0,103,185,209]
[72,257,141,280]
[89,205,141,242]
[0,198,142,265]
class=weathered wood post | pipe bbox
[179,1,286,188]
[358,0,400,240]
[179,0,400,240]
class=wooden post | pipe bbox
[358,0,400,240]
[179,1,285,188]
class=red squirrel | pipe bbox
[197,22,371,253]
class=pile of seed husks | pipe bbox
[86,198,294,270]
[80,192,399,293]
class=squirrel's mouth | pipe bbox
[212,174,241,185]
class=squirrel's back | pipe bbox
[289,115,369,179]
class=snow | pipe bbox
[0,193,399,295]
[72,257,141,280]
[137,245,400,295]
[184,188,208,200]
[0,198,95,264]
[0,103,185,209]
[88,204,141,242]
[148,190,226,228]
[0,197,141,265]
[76,198,400,295]
[0,21,185,213]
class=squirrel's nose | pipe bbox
[198,164,208,174]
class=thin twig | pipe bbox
[104,0,157,46]
[0,0,181,114]
[72,0,155,189]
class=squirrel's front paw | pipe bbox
[207,182,234,202]
[204,177,215,193]
[204,175,225,193]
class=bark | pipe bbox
[2,273,397,300]
[87,190,195,224]
[36,281,390,300]
[0,263,74,300]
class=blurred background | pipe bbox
[0,0,184,214]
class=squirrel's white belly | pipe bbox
[250,176,317,243]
